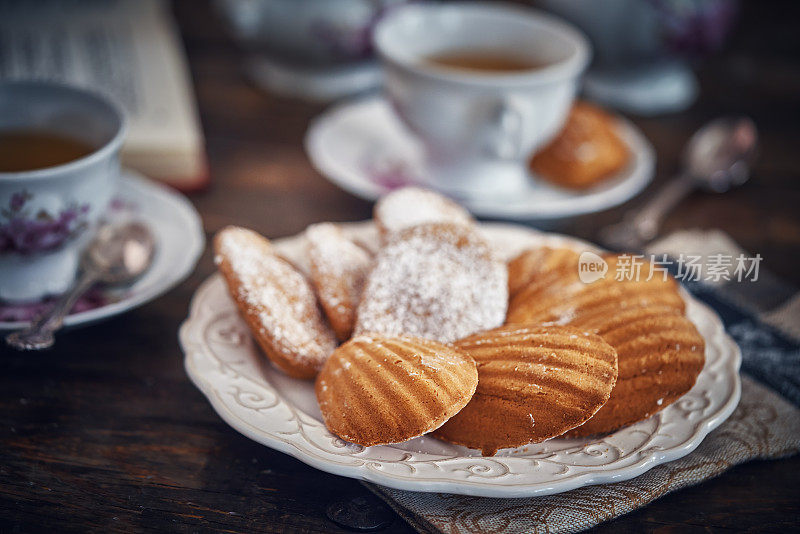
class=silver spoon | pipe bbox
[6,222,156,351]
[600,116,758,251]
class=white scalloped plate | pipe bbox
[180,222,741,498]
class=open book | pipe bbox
[0,0,207,190]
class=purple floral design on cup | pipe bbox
[0,194,140,320]
[0,190,90,254]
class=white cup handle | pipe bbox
[484,96,524,160]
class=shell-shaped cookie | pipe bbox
[306,223,373,341]
[373,187,473,240]
[433,324,618,456]
[507,247,580,298]
[354,222,508,343]
[316,334,478,447]
[214,226,337,379]
[565,305,705,436]
[529,101,629,190]
[507,253,684,325]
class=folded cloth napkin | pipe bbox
[363,230,800,534]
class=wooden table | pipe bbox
[2,1,799,532]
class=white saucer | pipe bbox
[246,57,382,102]
[305,96,655,220]
[0,170,204,331]
[181,221,740,498]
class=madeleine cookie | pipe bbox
[214,226,337,379]
[565,305,705,436]
[433,325,618,456]
[316,334,478,447]
[529,101,629,189]
[306,223,373,341]
[507,247,580,298]
[507,253,684,325]
[354,223,508,343]
[373,187,474,240]
[505,252,700,434]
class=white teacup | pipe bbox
[373,2,590,198]
[0,81,126,302]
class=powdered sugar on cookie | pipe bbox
[355,223,507,343]
[306,223,373,341]
[215,226,336,378]
[374,187,473,239]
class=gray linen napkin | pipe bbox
[363,230,800,534]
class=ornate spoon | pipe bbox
[6,222,156,350]
[600,117,758,251]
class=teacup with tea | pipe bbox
[0,81,126,302]
[373,2,590,197]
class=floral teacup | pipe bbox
[0,81,126,302]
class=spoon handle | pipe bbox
[600,173,696,251]
[5,270,99,351]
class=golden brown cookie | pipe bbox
[507,247,580,298]
[504,250,703,435]
[507,253,685,325]
[433,324,618,455]
[315,333,478,446]
[373,187,474,240]
[306,223,373,341]
[565,305,705,436]
[214,226,337,379]
[354,222,508,343]
[529,101,629,189]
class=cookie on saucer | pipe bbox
[529,101,629,190]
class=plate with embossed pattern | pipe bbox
[180,221,741,498]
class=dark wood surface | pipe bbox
[2,1,799,532]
